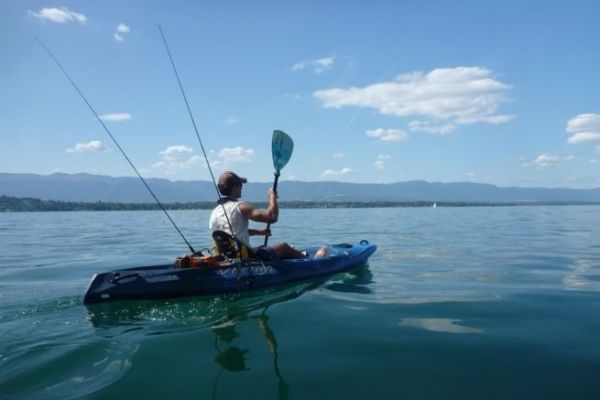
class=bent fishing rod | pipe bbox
[158,26,239,246]
[36,37,197,254]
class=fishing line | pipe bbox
[36,37,197,254]
[158,26,240,249]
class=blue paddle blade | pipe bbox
[272,130,294,172]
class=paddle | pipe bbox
[264,130,294,246]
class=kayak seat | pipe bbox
[212,230,250,259]
[212,230,276,261]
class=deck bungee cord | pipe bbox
[36,37,197,254]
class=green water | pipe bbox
[1,207,600,399]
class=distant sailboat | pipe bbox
[432,202,437,208]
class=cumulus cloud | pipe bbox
[99,113,131,122]
[29,7,88,24]
[218,147,255,163]
[292,56,335,74]
[523,153,573,169]
[153,145,254,175]
[114,23,131,42]
[66,140,106,153]
[321,167,351,177]
[314,66,512,132]
[153,145,202,174]
[366,128,408,143]
[374,155,391,170]
[566,113,600,144]
[160,145,193,158]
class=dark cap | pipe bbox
[218,171,247,195]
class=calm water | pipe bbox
[1,207,600,399]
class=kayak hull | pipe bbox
[83,242,376,304]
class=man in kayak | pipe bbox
[209,170,307,259]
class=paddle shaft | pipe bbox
[263,171,280,246]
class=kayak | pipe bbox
[83,241,376,304]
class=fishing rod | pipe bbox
[158,26,222,199]
[36,37,197,254]
[158,26,240,249]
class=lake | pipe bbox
[1,206,600,399]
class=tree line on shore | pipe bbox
[1,195,598,212]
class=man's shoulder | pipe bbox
[238,200,253,209]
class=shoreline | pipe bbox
[2,195,599,212]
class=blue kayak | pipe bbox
[83,241,376,304]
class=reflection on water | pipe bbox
[399,318,483,334]
[84,280,319,399]
[85,280,318,334]
[324,267,374,294]
[0,311,139,400]
[212,309,290,400]
[563,259,600,292]
[83,267,371,399]
[3,207,600,399]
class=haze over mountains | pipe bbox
[1,173,599,203]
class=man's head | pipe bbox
[218,171,247,196]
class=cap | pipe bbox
[218,171,247,195]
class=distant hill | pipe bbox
[1,172,599,203]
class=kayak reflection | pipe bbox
[212,307,289,400]
[84,265,372,399]
[324,266,374,294]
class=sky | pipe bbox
[2,0,600,188]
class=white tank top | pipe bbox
[209,200,250,246]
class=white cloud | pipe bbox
[524,153,573,169]
[374,155,391,170]
[160,145,193,159]
[218,147,255,163]
[366,128,408,143]
[533,154,560,168]
[292,56,335,74]
[568,132,600,144]
[66,140,106,153]
[466,172,477,178]
[291,62,306,71]
[314,66,512,132]
[153,145,202,174]
[99,113,131,122]
[114,23,131,42]
[321,167,352,177]
[117,23,130,33]
[566,113,600,144]
[29,7,88,24]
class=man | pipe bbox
[209,170,305,259]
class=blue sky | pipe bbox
[2,1,600,188]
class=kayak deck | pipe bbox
[83,241,377,304]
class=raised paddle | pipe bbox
[264,130,294,246]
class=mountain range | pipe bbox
[1,173,599,203]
